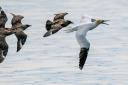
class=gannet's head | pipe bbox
[95,19,109,25]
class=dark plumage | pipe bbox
[11,13,24,27]
[45,20,53,31]
[13,25,31,52]
[0,7,8,28]
[0,28,15,63]
[43,19,73,37]
[79,48,89,70]
[45,12,68,32]
[53,12,68,21]
[11,13,31,52]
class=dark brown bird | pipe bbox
[0,7,8,28]
[43,19,73,37]
[45,12,68,31]
[44,13,73,37]
[11,13,31,52]
[11,13,24,28]
[0,27,15,63]
[53,12,68,21]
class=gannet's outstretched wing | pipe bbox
[65,23,88,33]
[79,48,89,70]
[76,28,90,70]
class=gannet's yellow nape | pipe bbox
[96,19,109,25]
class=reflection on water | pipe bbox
[0,0,128,85]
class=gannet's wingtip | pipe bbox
[79,48,89,70]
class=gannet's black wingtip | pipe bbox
[79,66,83,70]
[79,48,89,70]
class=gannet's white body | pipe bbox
[76,22,97,48]
[67,22,98,47]
[66,19,108,70]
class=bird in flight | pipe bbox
[0,27,16,63]
[43,12,73,37]
[65,18,109,70]
[11,13,31,52]
[0,7,8,28]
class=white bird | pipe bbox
[65,18,109,70]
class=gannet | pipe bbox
[11,13,31,52]
[0,7,8,28]
[66,19,109,70]
[0,27,15,63]
[43,13,73,37]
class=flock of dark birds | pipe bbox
[0,7,31,63]
[0,6,109,70]
[0,7,73,65]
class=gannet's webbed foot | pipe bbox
[79,48,89,70]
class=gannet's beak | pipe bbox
[102,20,110,25]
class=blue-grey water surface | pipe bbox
[0,0,128,85]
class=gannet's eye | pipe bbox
[91,19,96,22]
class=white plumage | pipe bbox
[66,18,109,70]
[67,22,98,48]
